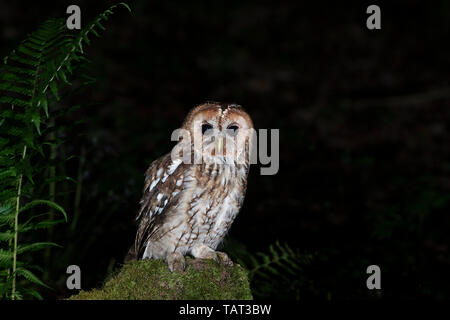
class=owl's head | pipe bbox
[180,102,254,164]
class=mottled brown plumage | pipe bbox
[126,102,254,272]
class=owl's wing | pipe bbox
[134,153,187,259]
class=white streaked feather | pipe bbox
[149,178,159,191]
[168,159,182,174]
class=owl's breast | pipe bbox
[182,162,247,249]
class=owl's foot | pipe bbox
[216,251,234,267]
[191,245,234,267]
[167,252,185,273]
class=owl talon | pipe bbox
[191,244,221,264]
[167,252,185,273]
[191,245,233,266]
[216,252,234,267]
[202,251,220,263]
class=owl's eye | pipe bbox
[201,123,213,135]
[226,124,239,136]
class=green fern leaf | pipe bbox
[13,290,23,300]
[0,2,131,300]
[39,95,48,117]
[18,199,68,221]
[15,267,50,289]
[0,96,31,107]
[0,169,17,180]
[17,242,62,254]
[0,231,14,242]
[0,249,13,265]
[0,83,33,97]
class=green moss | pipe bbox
[69,257,253,300]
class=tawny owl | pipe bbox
[126,102,254,272]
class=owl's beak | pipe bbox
[217,136,224,154]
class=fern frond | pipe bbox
[19,219,66,233]
[0,249,13,265]
[1,3,131,138]
[16,267,50,289]
[0,3,131,300]
[17,242,62,255]
[231,241,315,299]
[246,241,313,281]
[18,199,67,221]
[0,231,15,242]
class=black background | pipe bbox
[1,0,450,299]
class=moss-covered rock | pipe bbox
[69,257,252,300]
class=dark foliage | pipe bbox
[1,0,449,299]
